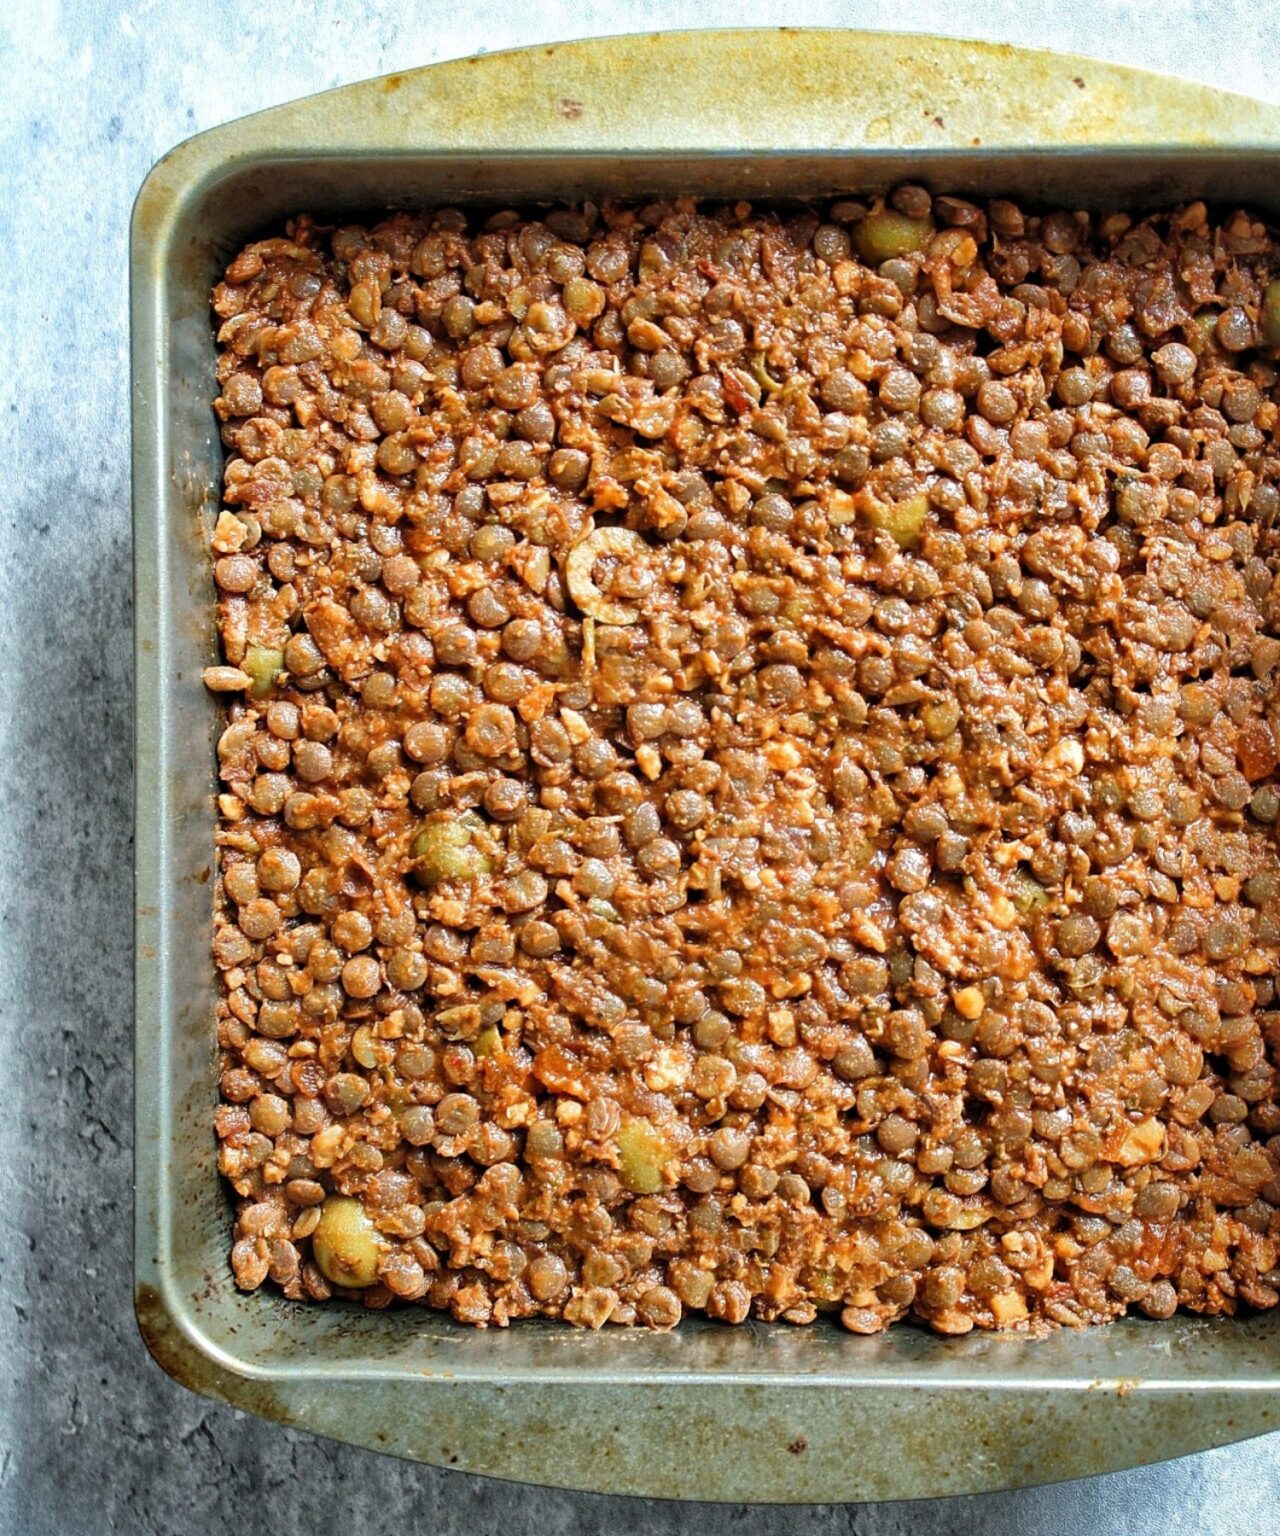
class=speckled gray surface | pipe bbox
[6,1,1280,1530]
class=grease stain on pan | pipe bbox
[135,1282,291,1430]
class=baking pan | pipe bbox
[132,28,1280,1501]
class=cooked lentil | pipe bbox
[209,191,1280,1336]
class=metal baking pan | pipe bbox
[132,28,1280,1501]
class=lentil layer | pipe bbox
[208,191,1280,1334]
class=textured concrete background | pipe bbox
[5,0,1280,1530]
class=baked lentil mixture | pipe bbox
[208,188,1280,1335]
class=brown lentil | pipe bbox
[212,193,1280,1336]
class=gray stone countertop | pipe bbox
[4,0,1280,1529]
